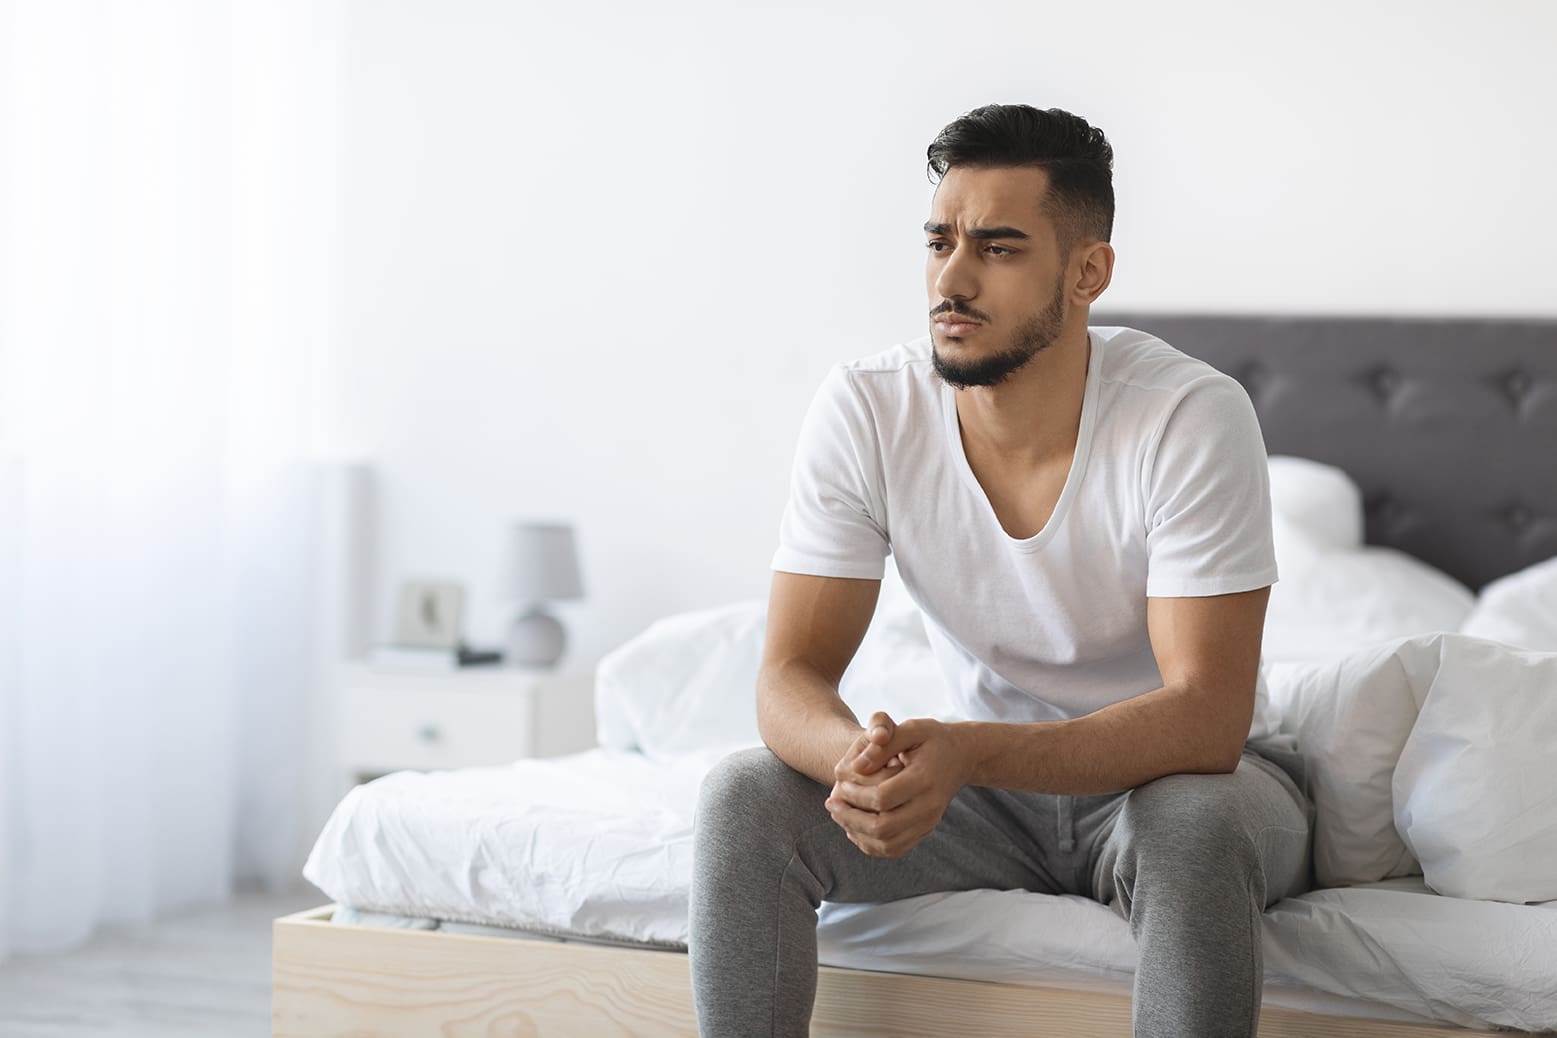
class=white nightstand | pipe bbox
[335,662,597,787]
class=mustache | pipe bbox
[930,305,989,322]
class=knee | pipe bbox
[697,745,784,814]
[1115,773,1259,879]
[695,745,819,844]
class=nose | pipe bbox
[931,240,978,306]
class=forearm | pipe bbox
[755,660,865,787]
[953,682,1248,795]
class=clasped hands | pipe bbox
[825,710,967,859]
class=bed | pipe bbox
[274,313,1557,1037]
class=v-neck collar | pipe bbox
[940,331,1102,554]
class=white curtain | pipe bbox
[0,0,345,959]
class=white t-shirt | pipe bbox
[771,325,1281,741]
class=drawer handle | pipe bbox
[418,724,442,744]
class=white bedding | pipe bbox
[303,459,1557,1030]
[303,747,1557,1032]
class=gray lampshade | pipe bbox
[505,522,584,605]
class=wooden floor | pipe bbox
[0,885,323,1037]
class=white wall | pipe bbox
[333,0,1557,669]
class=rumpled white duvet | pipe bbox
[303,734,1557,1032]
[304,627,1557,1032]
[304,460,1557,1031]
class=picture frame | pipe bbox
[392,579,465,649]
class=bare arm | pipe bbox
[950,586,1270,794]
[756,571,882,787]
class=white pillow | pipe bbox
[1263,637,1437,887]
[594,558,945,762]
[594,597,767,760]
[1263,546,1474,663]
[1459,554,1557,652]
[1392,633,1557,903]
[1261,456,1473,662]
[1270,508,1324,591]
[1267,455,1364,550]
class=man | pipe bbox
[689,104,1312,1038]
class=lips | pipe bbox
[934,318,982,334]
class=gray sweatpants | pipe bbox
[689,740,1313,1037]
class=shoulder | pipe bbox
[1092,325,1239,399]
[800,335,934,441]
[838,334,935,378]
[1094,325,1255,430]
[810,335,935,390]
[814,334,939,414]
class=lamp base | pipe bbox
[508,607,566,668]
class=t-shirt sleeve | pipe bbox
[1142,374,1279,598]
[770,364,891,580]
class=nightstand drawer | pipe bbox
[340,683,535,774]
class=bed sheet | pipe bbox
[303,748,1557,1032]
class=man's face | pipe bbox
[924,165,1070,389]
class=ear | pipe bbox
[1070,240,1115,306]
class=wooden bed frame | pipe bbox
[275,315,1557,1035]
[272,905,1517,1037]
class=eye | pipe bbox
[924,241,1014,257]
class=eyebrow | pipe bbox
[922,221,1031,241]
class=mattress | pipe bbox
[303,748,1557,1033]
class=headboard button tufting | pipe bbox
[1506,504,1533,530]
[1504,370,1532,402]
[1371,367,1401,400]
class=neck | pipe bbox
[952,324,1091,470]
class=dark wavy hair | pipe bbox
[926,104,1114,251]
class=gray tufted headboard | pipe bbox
[1094,314,1557,592]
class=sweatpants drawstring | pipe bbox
[1057,794,1075,853]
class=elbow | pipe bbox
[754,670,775,747]
[1207,721,1248,774]
[1210,747,1243,774]
[1187,684,1254,775]
[1189,740,1242,776]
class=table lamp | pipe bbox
[505,521,584,667]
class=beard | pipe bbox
[931,276,1067,390]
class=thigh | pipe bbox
[696,745,1070,905]
[1086,748,1313,908]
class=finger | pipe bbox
[836,748,907,791]
[865,712,896,754]
[834,766,890,801]
[834,778,874,812]
[829,792,925,851]
[852,745,886,775]
[837,770,917,813]
[853,713,898,774]
[852,741,887,774]
[836,751,905,787]
[825,795,882,838]
[869,718,923,764]
[833,734,871,780]
[850,828,909,859]
[860,809,932,855]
